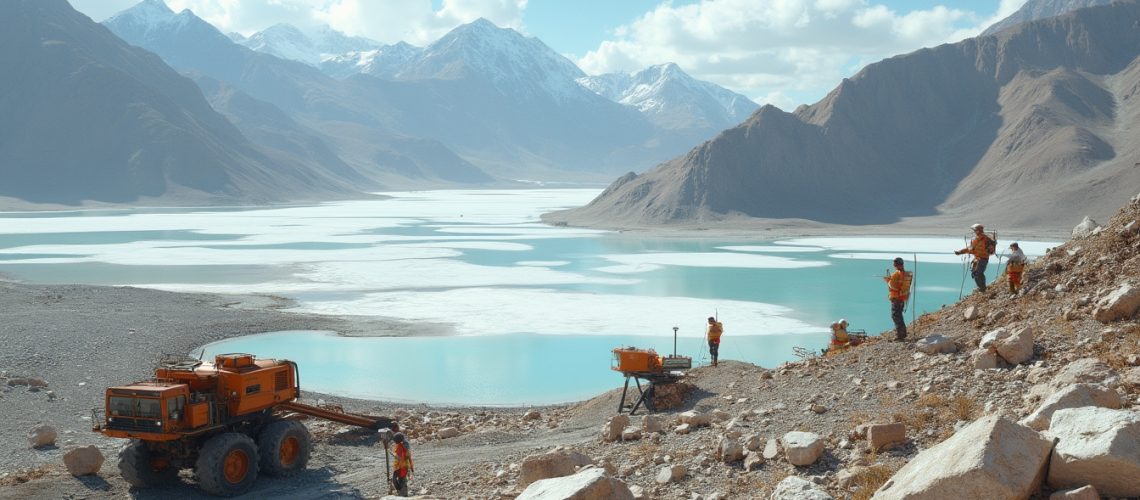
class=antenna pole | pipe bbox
[672,326,679,357]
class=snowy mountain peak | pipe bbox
[106,0,175,27]
[239,23,380,67]
[578,63,757,129]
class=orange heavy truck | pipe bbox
[93,353,396,497]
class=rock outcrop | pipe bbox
[1045,407,1140,497]
[1021,383,1122,430]
[517,467,634,500]
[519,449,595,487]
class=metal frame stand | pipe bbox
[617,372,680,415]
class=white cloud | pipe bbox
[578,0,1020,108]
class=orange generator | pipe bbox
[94,353,396,497]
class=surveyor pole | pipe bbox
[912,253,917,333]
[672,326,679,357]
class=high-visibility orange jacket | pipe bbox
[392,443,413,478]
[830,324,849,345]
[888,270,912,301]
[1008,249,1027,272]
[958,235,990,260]
[707,322,723,343]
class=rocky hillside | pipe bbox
[982,0,1113,36]
[550,1,1140,231]
[5,195,1136,499]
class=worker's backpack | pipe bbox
[900,271,913,298]
[985,233,997,256]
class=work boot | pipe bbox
[712,358,718,367]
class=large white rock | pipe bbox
[915,334,957,355]
[519,449,595,487]
[1072,216,1099,238]
[771,476,834,500]
[971,348,1001,370]
[641,414,663,434]
[27,424,57,449]
[1049,485,1099,500]
[517,467,634,500]
[1045,407,1140,497]
[601,414,629,442]
[655,464,686,484]
[717,436,744,463]
[1031,358,1120,401]
[63,445,104,476]
[680,410,711,427]
[873,415,1051,500]
[1093,283,1140,323]
[1021,384,1122,430]
[782,432,824,466]
[980,326,1034,365]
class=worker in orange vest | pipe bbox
[1006,242,1027,294]
[955,223,994,292]
[390,432,413,496]
[706,317,723,367]
[884,257,911,341]
[829,319,851,352]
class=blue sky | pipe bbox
[71,0,1027,108]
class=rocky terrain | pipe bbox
[2,195,1138,499]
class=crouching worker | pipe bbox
[829,319,851,352]
[1006,242,1027,295]
[391,432,413,496]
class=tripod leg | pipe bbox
[617,376,630,413]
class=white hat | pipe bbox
[971,223,983,230]
[839,318,848,327]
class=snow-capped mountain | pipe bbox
[579,63,758,130]
[397,18,592,102]
[102,0,195,45]
[321,42,422,79]
[239,23,381,67]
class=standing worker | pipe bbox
[706,317,723,367]
[1006,242,1027,295]
[955,223,995,293]
[884,257,912,341]
[390,432,413,497]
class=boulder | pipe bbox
[602,415,629,442]
[679,410,711,427]
[763,438,780,460]
[1049,485,1099,500]
[27,424,57,449]
[1093,283,1140,323]
[655,464,686,484]
[523,410,542,421]
[519,449,595,487]
[629,484,648,500]
[771,476,834,500]
[867,423,906,451]
[63,445,104,476]
[1072,216,1099,238]
[1045,407,1140,497]
[716,436,744,463]
[641,414,663,434]
[980,326,1034,365]
[621,427,642,441]
[743,433,763,451]
[1021,384,1122,431]
[674,423,692,434]
[711,409,730,422]
[782,431,824,466]
[915,335,957,355]
[874,415,1051,500]
[971,348,1001,370]
[517,467,634,500]
[743,451,764,471]
[436,427,460,439]
[1031,359,1120,401]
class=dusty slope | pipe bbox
[549,1,1140,233]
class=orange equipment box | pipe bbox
[612,347,662,373]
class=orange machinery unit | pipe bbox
[612,347,662,373]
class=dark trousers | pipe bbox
[890,299,907,340]
[708,340,719,360]
[972,258,988,291]
[393,473,408,496]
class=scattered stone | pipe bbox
[679,411,711,427]
[602,415,630,442]
[641,415,663,434]
[964,306,979,321]
[1045,407,1140,497]
[782,432,824,466]
[1093,283,1140,323]
[1072,216,1099,238]
[523,410,541,421]
[743,451,764,471]
[629,484,647,500]
[810,404,827,414]
[915,334,957,355]
[971,348,1001,370]
[1021,383,1122,431]
[867,423,906,451]
[655,464,686,485]
[980,326,1034,365]
[710,409,730,422]
[517,467,633,500]
[763,438,779,460]
[716,436,743,463]
[519,449,594,487]
[621,427,642,441]
[874,415,1051,500]
[743,433,762,452]
[63,446,104,476]
[27,424,57,449]
[436,427,460,439]
[1049,485,1100,500]
[771,476,833,500]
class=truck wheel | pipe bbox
[196,433,259,497]
[119,440,178,487]
[258,420,311,477]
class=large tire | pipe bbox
[257,420,311,477]
[119,440,178,487]
[196,433,259,497]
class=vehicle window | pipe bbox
[245,384,261,395]
[109,397,161,418]
[167,395,186,420]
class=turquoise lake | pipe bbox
[0,189,1055,405]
